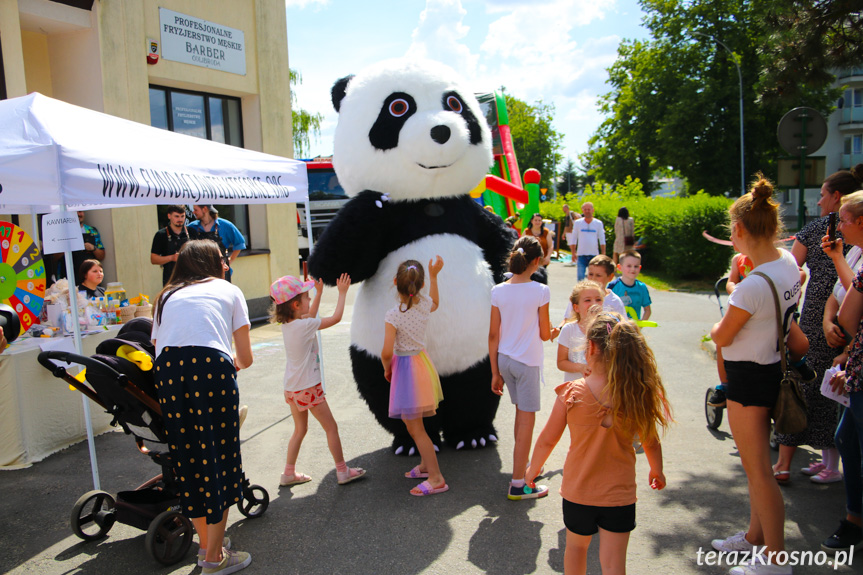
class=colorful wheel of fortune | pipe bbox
[0,221,46,336]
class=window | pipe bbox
[855,135,862,155]
[149,86,249,246]
[856,89,863,108]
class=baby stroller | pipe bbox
[37,319,269,565]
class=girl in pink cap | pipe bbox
[269,272,366,487]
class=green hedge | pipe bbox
[541,181,734,280]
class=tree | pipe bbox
[557,157,594,197]
[757,1,863,104]
[583,0,837,196]
[502,93,564,191]
[290,69,323,158]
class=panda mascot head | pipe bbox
[331,59,492,201]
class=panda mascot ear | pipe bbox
[331,75,354,112]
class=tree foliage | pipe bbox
[757,1,863,104]
[290,69,323,158]
[583,0,838,196]
[503,93,564,191]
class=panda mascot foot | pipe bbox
[308,59,513,455]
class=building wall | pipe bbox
[1,0,298,314]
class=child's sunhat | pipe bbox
[270,275,315,304]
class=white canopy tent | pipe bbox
[0,93,310,487]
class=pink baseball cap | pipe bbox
[270,275,315,304]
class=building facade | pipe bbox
[0,0,300,317]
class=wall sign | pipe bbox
[159,8,246,76]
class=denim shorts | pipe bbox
[498,353,541,412]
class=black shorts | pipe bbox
[723,360,782,408]
[562,499,636,536]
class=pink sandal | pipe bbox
[405,465,429,479]
[279,472,312,486]
[411,480,449,497]
[337,467,366,485]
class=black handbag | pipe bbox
[752,272,808,435]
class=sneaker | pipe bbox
[507,483,549,501]
[198,536,231,567]
[201,548,251,575]
[707,387,727,407]
[711,531,754,553]
[810,469,843,484]
[728,563,792,575]
[800,462,826,476]
[821,519,863,553]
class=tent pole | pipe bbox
[59,206,101,490]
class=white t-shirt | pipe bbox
[723,249,801,365]
[152,279,250,358]
[558,321,586,381]
[384,295,433,353]
[491,281,551,367]
[833,246,863,304]
[571,218,606,257]
[562,290,625,321]
[281,318,322,392]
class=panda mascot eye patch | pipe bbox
[369,92,417,151]
[442,90,483,145]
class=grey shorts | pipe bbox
[499,353,541,412]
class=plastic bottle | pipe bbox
[105,282,127,306]
[106,296,116,324]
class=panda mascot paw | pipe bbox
[308,59,514,453]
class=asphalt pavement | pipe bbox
[0,259,853,574]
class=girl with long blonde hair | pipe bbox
[527,312,671,575]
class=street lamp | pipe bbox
[693,31,745,196]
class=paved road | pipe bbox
[0,260,853,574]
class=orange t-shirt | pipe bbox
[523,227,551,256]
[557,380,637,507]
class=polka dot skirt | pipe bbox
[155,346,244,524]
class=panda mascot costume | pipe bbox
[308,59,514,453]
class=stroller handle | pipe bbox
[38,350,124,380]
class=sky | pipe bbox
[284,0,651,170]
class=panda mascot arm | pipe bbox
[475,205,516,283]
[307,190,388,284]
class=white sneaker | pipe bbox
[712,531,755,553]
[729,562,792,575]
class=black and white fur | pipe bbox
[308,59,513,453]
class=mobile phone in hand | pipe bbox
[828,212,837,244]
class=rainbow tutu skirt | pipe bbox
[389,350,443,419]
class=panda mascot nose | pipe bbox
[430,125,451,145]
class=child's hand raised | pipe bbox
[428,255,444,277]
[336,273,351,294]
[314,277,324,293]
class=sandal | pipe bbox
[279,472,312,486]
[405,465,429,479]
[773,469,790,484]
[410,480,449,497]
[337,467,366,485]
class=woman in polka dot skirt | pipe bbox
[152,240,253,575]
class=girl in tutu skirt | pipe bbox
[381,256,448,496]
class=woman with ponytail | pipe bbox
[710,174,801,575]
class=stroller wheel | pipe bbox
[145,509,193,565]
[238,484,269,518]
[705,388,724,430]
[70,490,116,541]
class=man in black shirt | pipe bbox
[150,205,193,285]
